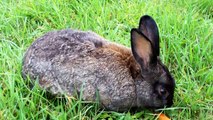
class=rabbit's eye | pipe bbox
[160,88,167,95]
[157,86,169,98]
[155,84,169,99]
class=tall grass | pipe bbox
[0,0,212,119]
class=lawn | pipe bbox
[0,0,212,119]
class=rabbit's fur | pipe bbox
[22,15,175,111]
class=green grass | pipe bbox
[0,0,212,119]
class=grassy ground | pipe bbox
[0,0,212,119]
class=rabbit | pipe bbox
[22,15,175,111]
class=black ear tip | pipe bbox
[139,15,155,23]
[131,28,149,40]
[131,28,138,34]
[131,28,144,37]
[141,15,152,18]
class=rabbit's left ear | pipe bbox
[131,29,157,69]
[139,15,160,56]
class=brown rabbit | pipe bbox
[22,15,175,111]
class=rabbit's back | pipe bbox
[22,29,138,111]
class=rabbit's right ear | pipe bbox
[138,15,160,56]
[131,28,157,70]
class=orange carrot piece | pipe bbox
[158,113,171,120]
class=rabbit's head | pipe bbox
[131,15,175,109]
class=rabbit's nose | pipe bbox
[166,100,173,107]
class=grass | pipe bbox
[0,0,212,119]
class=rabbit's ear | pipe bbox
[138,15,160,56]
[131,28,157,69]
